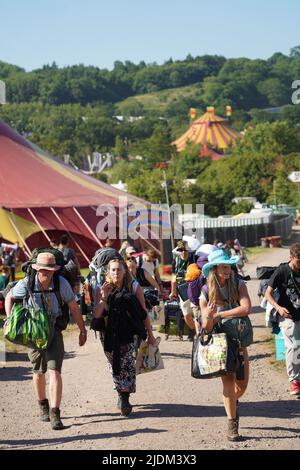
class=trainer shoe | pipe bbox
[289,380,300,395]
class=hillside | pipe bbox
[115,83,202,115]
[1,50,300,216]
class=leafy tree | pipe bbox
[230,201,254,215]
[290,46,300,58]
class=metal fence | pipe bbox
[203,214,294,247]
[162,213,294,264]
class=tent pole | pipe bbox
[72,207,103,248]
[49,207,90,264]
[8,211,32,257]
[139,235,161,256]
[27,208,51,243]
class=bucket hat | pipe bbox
[32,252,60,271]
[202,249,240,278]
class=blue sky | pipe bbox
[1,0,300,71]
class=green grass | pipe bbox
[115,83,201,114]
[157,321,191,336]
[245,246,271,261]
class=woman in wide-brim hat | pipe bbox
[199,249,252,442]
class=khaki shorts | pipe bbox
[28,329,65,374]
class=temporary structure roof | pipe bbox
[173,108,241,152]
[0,120,157,262]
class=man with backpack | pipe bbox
[265,243,300,396]
[58,234,80,269]
[5,251,87,430]
[168,240,195,340]
[135,248,163,293]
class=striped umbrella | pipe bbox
[173,108,241,152]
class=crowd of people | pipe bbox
[2,232,300,443]
[0,242,21,284]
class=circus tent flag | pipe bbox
[172,107,241,152]
[226,105,232,117]
[189,108,197,120]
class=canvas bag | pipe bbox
[191,331,228,379]
[135,337,164,374]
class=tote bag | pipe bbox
[136,337,164,374]
[191,332,228,379]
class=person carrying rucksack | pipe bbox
[265,243,300,397]
[169,240,195,340]
[4,251,87,430]
[199,249,252,442]
[135,248,163,293]
[58,234,80,269]
[93,258,156,417]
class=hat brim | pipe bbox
[202,256,240,278]
[32,263,60,272]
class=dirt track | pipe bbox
[1,232,300,450]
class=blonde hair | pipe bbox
[207,268,239,306]
[105,258,133,290]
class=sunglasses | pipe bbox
[126,256,137,262]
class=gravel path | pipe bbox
[1,231,300,450]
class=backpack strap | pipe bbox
[27,272,64,309]
[53,273,64,308]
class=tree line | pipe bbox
[1,46,300,110]
[1,48,300,216]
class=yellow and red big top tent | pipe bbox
[173,107,241,153]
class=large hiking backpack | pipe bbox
[22,247,66,275]
[88,247,123,286]
[21,247,72,330]
[256,266,277,280]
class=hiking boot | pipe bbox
[119,392,132,417]
[227,418,240,442]
[38,399,50,422]
[50,408,64,430]
[289,380,300,396]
